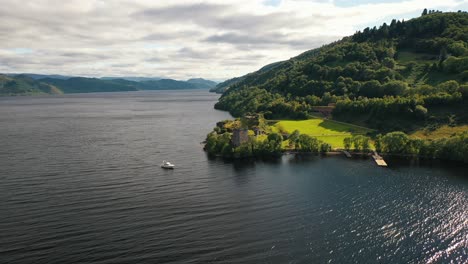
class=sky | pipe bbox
[0,0,467,81]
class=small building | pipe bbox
[232,128,249,147]
[312,105,336,118]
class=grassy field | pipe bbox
[272,118,374,148]
[410,125,468,140]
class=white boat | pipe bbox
[161,160,175,169]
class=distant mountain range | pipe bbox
[186,78,218,89]
[101,76,162,82]
[6,73,74,80]
[0,74,218,96]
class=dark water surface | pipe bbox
[0,90,466,264]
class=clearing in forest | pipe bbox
[272,118,374,148]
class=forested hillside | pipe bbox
[214,11,468,132]
[0,74,63,95]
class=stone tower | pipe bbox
[232,128,249,147]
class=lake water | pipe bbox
[0,90,466,264]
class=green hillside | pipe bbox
[214,11,468,133]
[0,74,62,95]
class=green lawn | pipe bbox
[273,118,374,148]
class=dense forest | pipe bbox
[214,11,468,132]
[0,75,217,95]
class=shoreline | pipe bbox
[204,147,468,166]
[205,111,467,165]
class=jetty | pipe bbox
[372,151,388,167]
[342,150,352,158]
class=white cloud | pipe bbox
[0,0,466,80]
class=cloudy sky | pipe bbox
[0,0,467,80]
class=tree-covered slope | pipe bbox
[0,74,62,95]
[215,11,468,132]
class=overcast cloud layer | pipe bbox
[0,0,467,80]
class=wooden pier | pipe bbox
[372,151,388,167]
[343,150,352,158]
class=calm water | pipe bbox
[0,90,466,264]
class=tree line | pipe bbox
[205,130,331,158]
[205,124,468,163]
[375,131,468,163]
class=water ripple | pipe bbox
[0,91,466,264]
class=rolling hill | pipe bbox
[0,75,218,96]
[187,78,218,89]
[0,74,63,95]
